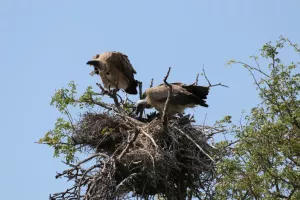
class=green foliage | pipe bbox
[39,81,102,164]
[39,118,77,163]
[216,37,300,199]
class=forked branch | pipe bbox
[202,67,229,88]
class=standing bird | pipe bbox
[86,52,138,95]
[135,83,209,117]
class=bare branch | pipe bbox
[96,83,120,109]
[192,73,199,86]
[173,126,215,162]
[150,78,154,88]
[117,130,139,160]
[202,67,229,88]
[162,67,172,127]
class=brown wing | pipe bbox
[105,52,137,81]
[147,84,208,107]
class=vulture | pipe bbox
[86,52,138,95]
[135,82,209,117]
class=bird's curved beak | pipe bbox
[86,60,105,71]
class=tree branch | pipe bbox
[162,67,172,127]
[202,67,229,88]
[192,73,199,86]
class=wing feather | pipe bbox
[147,84,208,107]
[106,52,137,81]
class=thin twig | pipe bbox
[162,67,172,127]
[192,73,199,86]
[150,78,154,88]
[117,130,139,160]
[96,83,120,109]
[202,66,229,88]
[115,173,138,192]
[173,126,215,162]
[141,130,158,148]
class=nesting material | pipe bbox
[71,112,216,199]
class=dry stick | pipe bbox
[96,83,120,110]
[77,164,100,200]
[162,67,172,127]
[117,130,139,160]
[193,73,199,86]
[202,67,229,88]
[115,173,138,192]
[138,81,143,100]
[141,130,158,148]
[173,126,215,162]
[150,78,154,88]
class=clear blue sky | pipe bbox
[1,0,300,199]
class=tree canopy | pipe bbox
[40,36,300,199]
[216,36,300,200]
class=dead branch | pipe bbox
[96,83,120,109]
[150,78,154,88]
[117,130,139,160]
[162,67,172,127]
[141,130,158,148]
[173,126,215,162]
[202,67,229,88]
[192,73,199,86]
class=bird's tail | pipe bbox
[125,80,138,95]
[183,85,209,98]
[182,85,209,107]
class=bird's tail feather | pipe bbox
[125,80,138,95]
[182,85,209,99]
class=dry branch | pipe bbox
[150,78,154,88]
[202,67,229,88]
[193,73,199,86]
[162,67,173,128]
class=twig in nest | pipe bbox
[202,67,229,88]
[162,67,172,128]
[115,173,139,192]
[141,130,158,148]
[173,126,215,162]
[192,73,199,86]
[117,130,139,160]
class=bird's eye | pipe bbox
[106,72,110,75]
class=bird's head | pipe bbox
[86,59,106,74]
[134,99,152,118]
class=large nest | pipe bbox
[70,112,217,199]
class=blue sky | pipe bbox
[1,0,300,199]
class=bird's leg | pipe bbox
[96,83,109,95]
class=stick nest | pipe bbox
[70,112,217,199]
